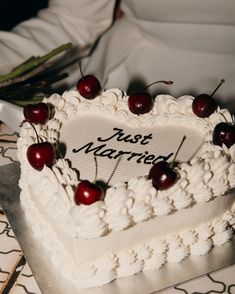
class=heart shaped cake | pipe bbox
[17,88,235,288]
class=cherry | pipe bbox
[192,94,217,118]
[73,156,121,205]
[76,74,101,99]
[24,121,55,171]
[148,135,186,190]
[148,160,178,190]
[128,92,153,115]
[27,142,55,171]
[75,180,104,205]
[23,102,50,125]
[213,122,235,148]
[128,80,173,115]
[192,79,225,118]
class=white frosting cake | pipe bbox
[17,89,235,288]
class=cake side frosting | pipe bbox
[20,176,235,288]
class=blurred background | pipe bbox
[0,0,48,31]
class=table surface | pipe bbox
[0,122,235,294]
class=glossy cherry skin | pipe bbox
[76,74,101,99]
[213,122,235,148]
[128,91,153,115]
[148,161,178,190]
[23,103,50,125]
[75,180,104,205]
[192,94,217,118]
[27,142,55,171]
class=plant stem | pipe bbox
[12,56,37,71]
[9,96,44,107]
[0,73,68,101]
[0,61,54,88]
[0,43,73,83]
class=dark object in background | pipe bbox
[0,0,48,31]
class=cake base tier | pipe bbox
[1,163,235,293]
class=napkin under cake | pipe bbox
[17,88,235,288]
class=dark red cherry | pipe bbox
[128,92,153,115]
[75,180,104,205]
[27,142,55,171]
[148,135,186,190]
[192,79,225,118]
[213,122,235,148]
[192,94,217,118]
[23,102,50,124]
[76,74,101,99]
[148,160,178,190]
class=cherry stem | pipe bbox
[107,156,122,186]
[210,79,225,97]
[94,156,98,182]
[78,60,84,78]
[56,142,64,160]
[219,112,229,123]
[144,80,174,91]
[28,121,41,144]
[170,135,186,168]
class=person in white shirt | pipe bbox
[0,0,235,130]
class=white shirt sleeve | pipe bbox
[0,0,116,74]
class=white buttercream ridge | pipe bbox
[180,229,197,245]
[190,238,213,256]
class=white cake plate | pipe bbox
[0,162,235,294]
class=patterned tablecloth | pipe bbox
[0,122,235,294]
